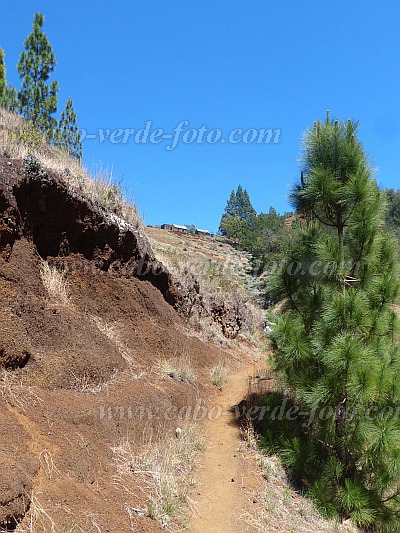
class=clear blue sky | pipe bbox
[1,1,399,232]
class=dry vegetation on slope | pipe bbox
[146,227,264,344]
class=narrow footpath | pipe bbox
[191,362,259,533]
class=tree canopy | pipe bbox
[0,48,18,112]
[1,12,83,156]
[219,185,256,235]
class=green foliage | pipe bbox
[54,98,82,160]
[101,184,123,213]
[0,48,18,112]
[0,48,5,101]
[267,112,400,528]
[11,120,44,152]
[219,185,256,235]
[1,86,19,112]
[385,188,400,242]
[17,12,59,134]
[219,185,292,276]
[23,153,47,177]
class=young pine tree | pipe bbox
[0,48,19,112]
[270,113,400,529]
[17,12,59,135]
[0,48,5,102]
[54,98,82,160]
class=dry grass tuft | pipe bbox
[112,424,205,530]
[14,491,98,532]
[0,369,42,411]
[90,315,143,376]
[0,108,143,232]
[69,369,119,395]
[39,449,61,481]
[210,361,228,390]
[40,261,73,309]
[14,490,58,533]
[158,356,196,384]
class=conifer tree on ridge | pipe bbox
[17,12,59,135]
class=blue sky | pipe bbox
[1,1,400,232]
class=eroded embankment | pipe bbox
[0,154,245,531]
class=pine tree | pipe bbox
[219,185,256,235]
[269,113,400,528]
[385,188,400,242]
[0,48,19,112]
[2,86,19,113]
[0,48,5,102]
[54,98,82,160]
[17,12,59,135]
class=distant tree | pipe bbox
[269,113,400,528]
[1,86,19,113]
[219,185,256,235]
[54,98,82,160]
[184,224,196,234]
[0,48,18,112]
[0,48,5,102]
[219,215,248,241]
[17,12,59,135]
[385,188,400,240]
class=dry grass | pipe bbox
[39,449,61,481]
[40,261,73,309]
[67,314,145,393]
[0,369,42,411]
[112,424,205,530]
[69,369,119,394]
[158,355,197,384]
[90,315,143,377]
[210,361,228,390]
[0,108,143,232]
[13,490,102,532]
[14,490,58,533]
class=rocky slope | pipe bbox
[146,227,264,342]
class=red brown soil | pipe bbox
[0,155,260,531]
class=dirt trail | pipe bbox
[191,361,259,533]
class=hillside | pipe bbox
[146,226,264,341]
[0,146,260,531]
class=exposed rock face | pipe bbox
[0,155,213,530]
[1,155,252,347]
[173,274,243,339]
